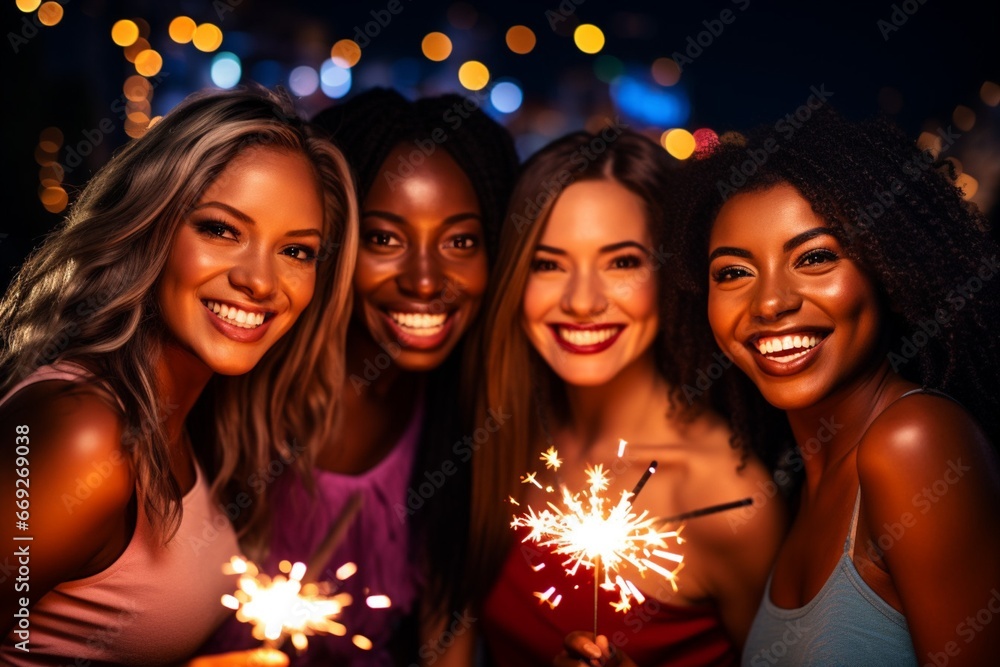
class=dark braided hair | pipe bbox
[668,106,1000,470]
[312,89,520,623]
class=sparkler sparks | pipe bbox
[221,556,356,652]
[511,450,685,616]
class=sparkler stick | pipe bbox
[655,497,753,525]
[303,492,364,584]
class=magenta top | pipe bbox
[203,402,424,666]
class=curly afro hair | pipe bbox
[664,106,1000,470]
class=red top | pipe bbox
[482,529,738,667]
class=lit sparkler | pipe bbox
[511,447,685,629]
[220,492,389,653]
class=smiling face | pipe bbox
[157,147,324,376]
[522,179,659,387]
[706,182,883,411]
[353,144,487,372]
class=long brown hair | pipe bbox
[0,86,358,545]
[465,129,703,607]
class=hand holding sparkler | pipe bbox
[555,632,637,667]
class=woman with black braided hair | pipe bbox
[633,108,1000,667]
[202,88,518,666]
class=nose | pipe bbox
[397,245,445,299]
[561,268,608,317]
[229,246,278,300]
[750,271,801,321]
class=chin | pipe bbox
[393,348,453,373]
[550,365,620,388]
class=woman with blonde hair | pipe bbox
[0,86,357,665]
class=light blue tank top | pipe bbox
[742,490,918,666]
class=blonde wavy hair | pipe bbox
[0,86,358,545]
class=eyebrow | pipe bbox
[193,202,322,238]
[708,227,836,261]
[362,210,482,226]
[535,241,651,255]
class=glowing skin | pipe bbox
[157,147,324,376]
[522,179,659,387]
[706,182,883,411]
[353,144,487,372]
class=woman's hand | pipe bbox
[554,632,636,667]
[183,648,289,667]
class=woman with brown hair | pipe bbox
[449,130,789,666]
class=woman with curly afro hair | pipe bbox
[623,107,1000,667]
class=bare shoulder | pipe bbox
[857,392,997,489]
[1,379,133,486]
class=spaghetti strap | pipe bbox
[845,488,862,558]
[891,386,961,406]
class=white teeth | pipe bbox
[204,300,266,329]
[558,326,620,346]
[388,311,448,336]
[756,333,822,356]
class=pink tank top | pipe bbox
[1,363,242,666]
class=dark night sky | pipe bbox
[2,0,998,286]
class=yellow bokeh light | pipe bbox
[421,32,452,62]
[651,57,681,86]
[111,19,140,47]
[506,25,536,54]
[169,16,197,44]
[573,24,605,54]
[351,635,373,651]
[37,1,63,26]
[124,118,150,139]
[134,49,163,77]
[16,0,41,13]
[955,173,979,200]
[981,81,1000,107]
[148,115,163,129]
[192,23,223,52]
[662,129,696,160]
[457,60,489,91]
[331,39,362,68]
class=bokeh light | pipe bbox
[331,39,361,68]
[124,75,151,101]
[16,0,41,12]
[37,1,63,26]
[490,81,523,113]
[169,16,197,44]
[40,186,68,213]
[352,635,374,651]
[38,127,63,154]
[651,57,681,86]
[111,19,140,47]
[693,128,720,156]
[611,75,689,126]
[981,81,1000,107]
[458,60,490,91]
[193,23,223,52]
[662,128,696,160]
[320,59,352,98]
[123,37,151,63]
[134,49,163,77]
[289,66,319,96]
[421,32,452,62]
[955,173,979,199]
[506,25,536,54]
[952,105,975,131]
[574,24,605,54]
[594,55,624,83]
[211,52,242,89]
[447,2,477,30]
